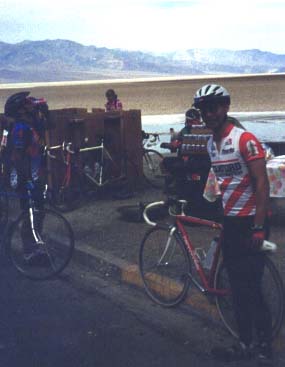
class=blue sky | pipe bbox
[0,0,284,54]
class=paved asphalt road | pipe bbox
[0,259,226,367]
[1,254,284,367]
[1,190,285,367]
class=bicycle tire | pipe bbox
[215,256,284,340]
[139,226,191,307]
[51,185,83,213]
[0,191,9,231]
[109,153,140,198]
[143,149,165,189]
[51,162,87,212]
[0,165,9,231]
[6,208,75,280]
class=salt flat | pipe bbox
[1,73,285,115]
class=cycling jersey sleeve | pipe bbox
[239,132,265,162]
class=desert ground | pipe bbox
[0,73,285,115]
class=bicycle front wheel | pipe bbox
[143,149,164,189]
[6,208,75,280]
[215,256,284,340]
[139,226,191,307]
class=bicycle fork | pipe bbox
[27,191,56,269]
[160,227,207,293]
[157,227,177,265]
[28,194,44,246]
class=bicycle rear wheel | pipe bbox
[0,191,8,231]
[52,184,83,212]
[143,149,164,189]
[139,226,191,307]
[215,256,284,340]
[6,208,75,280]
[0,168,9,231]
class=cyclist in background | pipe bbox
[4,91,50,265]
[105,89,123,111]
[161,108,211,211]
[193,84,272,362]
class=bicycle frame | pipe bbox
[141,199,284,341]
[63,139,123,187]
[143,200,229,297]
[175,215,228,296]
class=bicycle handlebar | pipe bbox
[142,132,160,145]
[65,142,75,154]
[44,144,64,159]
[63,141,102,154]
[149,133,160,142]
[143,198,188,226]
[143,201,166,226]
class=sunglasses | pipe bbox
[198,103,221,113]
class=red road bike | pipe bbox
[139,198,284,340]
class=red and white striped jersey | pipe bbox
[207,123,265,216]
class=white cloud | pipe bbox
[0,0,284,53]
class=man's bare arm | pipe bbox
[248,158,269,226]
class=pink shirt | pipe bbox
[105,99,123,111]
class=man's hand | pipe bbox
[250,226,265,251]
[171,140,181,149]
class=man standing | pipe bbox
[4,91,49,265]
[161,108,211,209]
[193,84,272,362]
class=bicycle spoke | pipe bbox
[139,226,191,307]
[143,150,164,189]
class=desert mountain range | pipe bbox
[0,39,284,83]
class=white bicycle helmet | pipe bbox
[194,84,230,108]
